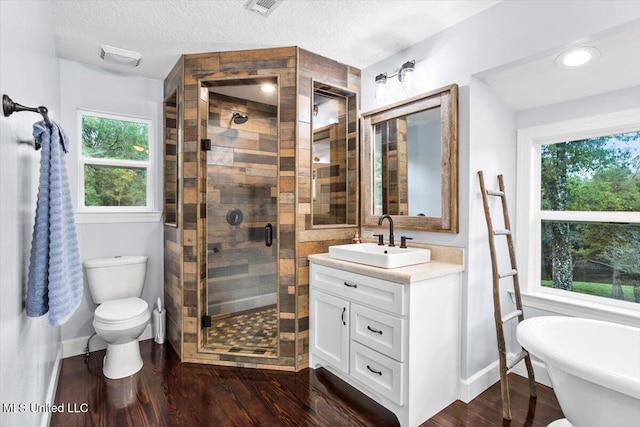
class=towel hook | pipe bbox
[3,94,53,150]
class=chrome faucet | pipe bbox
[378,214,395,247]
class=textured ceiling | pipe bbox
[51,0,500,80]
[479,25,640,111]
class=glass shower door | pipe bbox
[204,83,278,356]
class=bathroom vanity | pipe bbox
[308,249,463,427]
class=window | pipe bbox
[516,109,640,323]
[78,111,153,212]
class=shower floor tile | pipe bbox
[204,305,278,356]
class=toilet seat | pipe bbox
[95,297,149,324]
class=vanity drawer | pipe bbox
[310,264,405,315]
[351,303,405,362]
[350,341,404,405]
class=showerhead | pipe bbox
[232,112,249,125]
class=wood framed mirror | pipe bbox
[361,84,458,233]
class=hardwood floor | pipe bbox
[52,340,563,426]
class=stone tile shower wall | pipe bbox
[312,123,348,225]
[296,49,361,367]
[163,47,360,371]
[164,97,178,225]
[164,60,183,354]
[206,94,278,317]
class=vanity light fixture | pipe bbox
[374,60,416,99]
[100,45,142,68]
[555,46,600,68]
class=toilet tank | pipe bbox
[83,256,148,304]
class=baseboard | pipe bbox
[458,353,552,403]
[62,324,153,358]
[41,347,63,427]
[458,359,501,403]
[511,355,551,387]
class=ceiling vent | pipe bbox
[100,45,142,68]
[245,0,282,17]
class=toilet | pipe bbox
[83,255,150,379]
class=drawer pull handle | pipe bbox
[367,325,383,335]
[341,307,346,325]
[344,281,358,288]
[366,365,382,376]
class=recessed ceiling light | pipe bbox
[261,83,276,93]
[555,46,600,68]
[100,45,142,68]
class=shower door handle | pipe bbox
[265,223,273,247]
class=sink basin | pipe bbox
[328,243,431,269]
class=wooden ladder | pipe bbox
[477,171,536,420]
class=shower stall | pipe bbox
[204,79,279,356]
[163,47,360,371]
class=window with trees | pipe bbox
[540,132,639,303]
[517,110,640,314]
[78,111,152,211]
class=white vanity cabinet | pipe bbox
[311,290,350,374]
[309,256,462,427]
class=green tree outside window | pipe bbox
[540,131,639,303]
[80,114,150,208]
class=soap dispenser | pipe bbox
[351,230,361,244]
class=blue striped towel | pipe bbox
[26,121,83,326]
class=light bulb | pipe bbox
[375,73,387,100]
[556,47,600,68]
[261,83,275,93]
[400,69,415,93]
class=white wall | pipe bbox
[361,0,640,397]
[466,76,517,376]
[58,60,164,352]
[0,2,62,426]
[362,1,640,111]
[1,9,165,422]
[516,85,640,129]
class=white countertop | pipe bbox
[308,253,465,284]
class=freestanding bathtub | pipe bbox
[517,316,640,427]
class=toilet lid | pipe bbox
[95,297,148,323]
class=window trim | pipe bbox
[515,108,640,327]
[77,110,155,215]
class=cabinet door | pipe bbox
[311,290,350,374]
